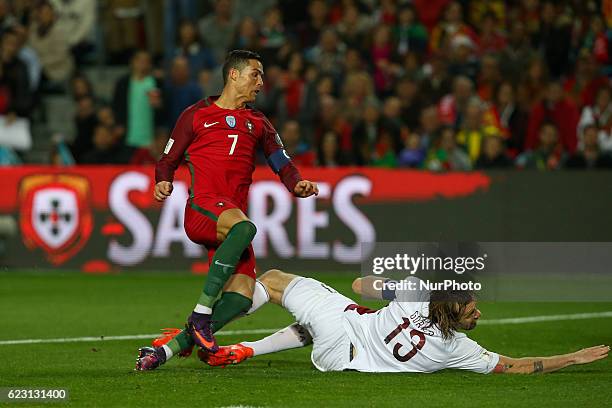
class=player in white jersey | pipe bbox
[200,270,609,374]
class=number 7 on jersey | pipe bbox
[228,134,238,155]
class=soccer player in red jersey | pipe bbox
[136,50,318,370]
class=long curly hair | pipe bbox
[426,290,475,341]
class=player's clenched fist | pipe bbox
[294,180,319,198]
[154,181,173,202]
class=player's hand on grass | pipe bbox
[572,345,609,365]
[294,180,319,198]
[154,181,173,202]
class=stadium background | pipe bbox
[2,1,612,407]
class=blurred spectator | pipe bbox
[374,0,397,25]
[477,11,507,54]
[49,0,96,64]
[340,71,378,125]
[28,1,74,87]
[317,130,350,167]
[412,0,450,31]
[516,121,565,170]
[198,0,237,65]
[233,0,277,23]
[475,135,513,169]
[313,94,352,154]
[425,126,471,171]
[468,0,506,27]
[11,24,40,93]
[578,86,612,152]
[370,136,399,169]
[0,28,32,118]
[281,120,315,167]
[0,0,16,37]
[370,24,398,96]
[102,0,143,64]
[163,56,202,129]
[161,0,199,62]
[419,54,452,105]
[173,20,216,81]
[130,127,169,165]
[336,2,370,50]
[259,6,286,64]
[352,101,383,166]
[395,77,423,130]
[520,56,549,108]
[398,132,425,168]
[429,2,479,54]
[565,124,612,169]
[531,1,572,78]
[582,14,610,66]
[448,33,479,81]
[563,51,609,108]
[112,50,162,149]
[526,81,579,153]
[230,17,261,53]
[81,124,134,164]
[71,95,96,162]
[456,98,501,164]
[70,74,93,100]
[269,51,306,124]
[394,5,427,56]
[476,54,501,102]
[418,105,441,150]
[499,21,536,85]
[490,81,529,157]
[296,0,328,51]
[438,75,474,127]
[400,51,425,81]
[307,28,345,80]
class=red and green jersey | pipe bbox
[156,96,302,211]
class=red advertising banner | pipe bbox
[2,166,491,271]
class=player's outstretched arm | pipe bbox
[494,345,609,374]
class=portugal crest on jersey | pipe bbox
[225,115,236,128]
[19,174,93,265]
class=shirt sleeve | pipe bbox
[155,103,198,183]
[260,116,302,193]
[445,335,500,374]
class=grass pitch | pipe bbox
[1,271,611,407]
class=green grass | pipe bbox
[1,272,611,407]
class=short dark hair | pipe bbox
[222,49,262,85]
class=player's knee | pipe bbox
[259,269,289,292]
[217,219,257,242]
[351,278,362,295]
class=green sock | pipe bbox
[165,330,194,356]
[211,292,253,332]
[197,221,257,308]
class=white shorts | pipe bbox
[282,277,354,372]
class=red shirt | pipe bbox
[156,97,302,211]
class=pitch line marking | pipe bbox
[2,311,612,346]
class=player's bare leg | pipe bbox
[201,269,312,367]
[258,269,300,305]
[189,208,257,352]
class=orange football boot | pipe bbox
[198,344,254,367]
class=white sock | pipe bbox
[246,280,270,315]
[194,304,213,314]
[161,344,173,360]
[242,323,312,356]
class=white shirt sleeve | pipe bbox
[445,334,500,374]
[394,276,430,303]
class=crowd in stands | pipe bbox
[2,0,612,170]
